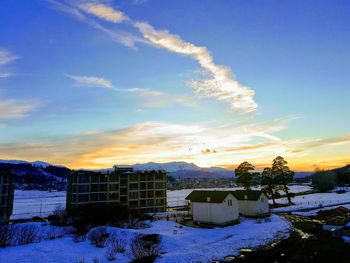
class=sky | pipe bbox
[0,0,349,171]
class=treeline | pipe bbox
[235,156,294,204]
[0,163,70,190]
[312,165,350,192]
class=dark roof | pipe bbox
[185,190,234,203]
[231,190,264,201]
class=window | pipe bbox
[155,182,164,189]
[91,184,98,192]
[227,199,232,206]
[261,197,265,202]
[78,184,89,192]
[78,175,89,183]
[100,174,108,182]
[91,174,99,183]
[129,191,138,199]
[99,193,107,201]
[108,192,119,200]
[91,193,98,201]
[109,184,119,191]
[99,184,107,191]
[77,194,89,202]
[110,174,119,182]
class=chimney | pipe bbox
[207,197,211,202]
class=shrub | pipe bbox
[105,246,117,261]
[73,234,86,243]
[88,227,109,248]
[130,234,161,263]
[105,233,126,261]
[48,205,68,226]
[13,224,40,245]
[75,258,87,263]
[0,225,12,247]
[108,233,126,253]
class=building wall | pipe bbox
[66,169,167,214]
[0,172,15,223]
[192,194,239,225]
[237,193,269,217]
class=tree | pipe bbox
[235,161,258,190]
[272,156,294,204]
[261,167,278,205]
[312,170,336,192]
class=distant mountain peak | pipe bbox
[0,159,61,168]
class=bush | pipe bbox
[73,234,86,243]
[312,170,337,192]
[130,234,161,263]
[105,233,126,261]
[13,224,40,245]
[88,227,109,248]
[0,225,12,247]
[108,233,126,253]
[48,205,68,226]
[75,258,87,263]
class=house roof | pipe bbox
[231,190,264,201]
[185,190,234,203]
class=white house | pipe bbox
[231,190,270,217]
[185,190,239,225]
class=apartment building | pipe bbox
[66,166,167,214]
[0,170,15,224]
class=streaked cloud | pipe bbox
[0,99,38,120]
[0,49,19,66]
[134,21,257,113]
[66,74,113,88]
[50,1,258,113]
[0,72,13,78]
[47,0,143,48]
[79,3,127,23]
[0,118,291,169]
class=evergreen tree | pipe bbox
[272,156,294,204]
[235,161,257,190]
[261,167,277,205]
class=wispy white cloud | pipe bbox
[0,99,38,120]
[0,72,13,78]
[60,2,258,112]
[0,49,19,66]
[78,3,127,23]
[134,22,257,113]
[47,0,143,48]
[0,118,290,168]
[66,74,113,88]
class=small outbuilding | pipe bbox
[232,190,269,217]
[185,190,239,225]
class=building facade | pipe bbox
[0,170,15,224]
[66,166,167,214]
[186,190,239,225]
[232,190,270,217]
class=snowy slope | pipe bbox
[0,216,291,263]
[0,159,60,168]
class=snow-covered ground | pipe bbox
[12,185,313,220]
[272,191,350,213]
[167,184,312,207]
[0,215,291,263]
[12,190,66,220]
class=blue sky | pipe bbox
[0,0,349,170]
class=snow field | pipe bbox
[0,215,291,263]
